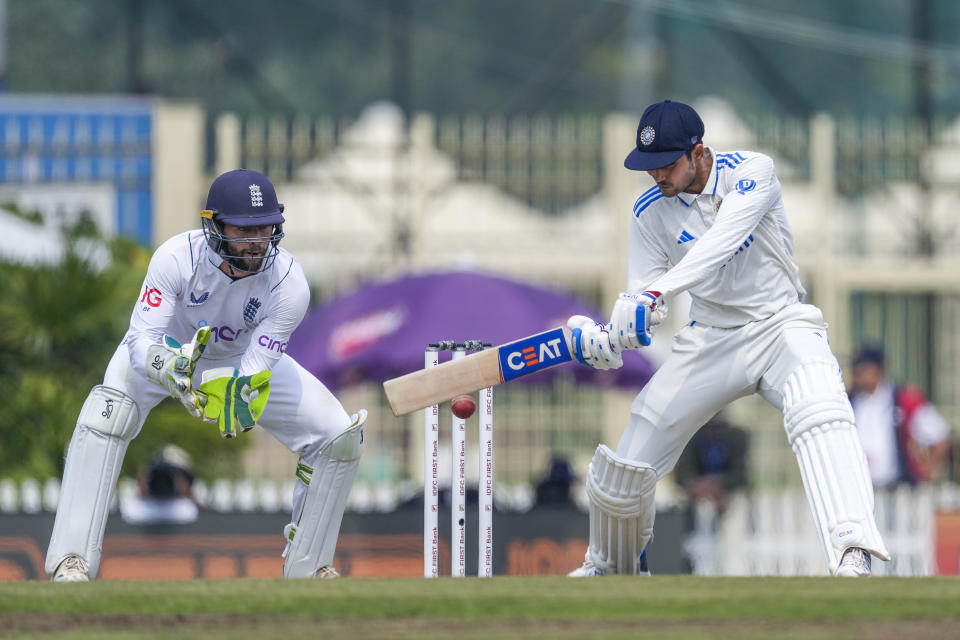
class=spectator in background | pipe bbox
[850,344,951,488]
[535,457,577,506]
[120,444,198,525]
[674,414,749,515]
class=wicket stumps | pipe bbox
[424,341,494,578]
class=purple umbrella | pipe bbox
[286,270,656,390]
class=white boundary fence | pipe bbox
[685,483,960,576]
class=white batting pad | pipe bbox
[45,386,140,579]
[584,444,658,575]
[783,361,890,573]
[283,410,366,578]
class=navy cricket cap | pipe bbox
[624,100,705,171]
[852,344,886,368]
[203,169,285,226]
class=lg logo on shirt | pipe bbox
[140,285,162,308]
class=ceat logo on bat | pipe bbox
[498,328,572,382]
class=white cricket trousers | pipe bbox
[46,346,353,576]
[617,303,839,473]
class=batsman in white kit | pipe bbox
[566,100,888,578]
[46,169,365,581]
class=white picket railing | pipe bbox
[685,483,960,576]
[5,477,957,577]
[0,477,540,517]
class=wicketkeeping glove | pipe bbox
[607,291,665,353]
[145,327,212,419]
[566,315,623,371]
[194,367,272,438]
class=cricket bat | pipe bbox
[383,326,573,416]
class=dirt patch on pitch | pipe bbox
[1,614,954,639]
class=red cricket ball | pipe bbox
[451,394,477,419]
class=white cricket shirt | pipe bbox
[123,230,310,378]
[627,148,805,328]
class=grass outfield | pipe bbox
[1,576,959,639]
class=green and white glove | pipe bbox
[145,327,212,419]
[194,366,272,438]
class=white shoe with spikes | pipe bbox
[836,547,872,577]
[52,555,90,582]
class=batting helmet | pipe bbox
[201,169,285,274]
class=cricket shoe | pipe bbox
[835,547,872,577]
[568,550,650,577]
[315,566,340,579]
[52,554,90,582]
[567,559,605,577]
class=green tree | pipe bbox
[0,218,248,481]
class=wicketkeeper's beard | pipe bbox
[224,244,267,274]
[235,253,264,272]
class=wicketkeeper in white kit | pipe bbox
[566,100,888,577]
[47,169,366,581]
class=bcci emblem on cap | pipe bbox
[639,126,655,146]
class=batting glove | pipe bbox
[145,326,212,419]
[194,367,272,438]
[608,291,665,352]
[566,315,623,371]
